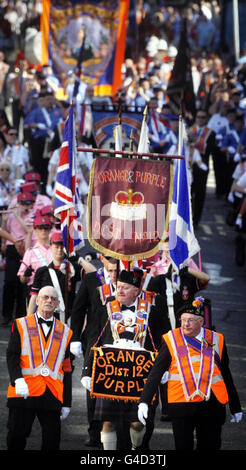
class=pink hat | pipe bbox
[33,215,52,228]
[20,181,39,193]
[17,192,35,204]
[50,231,63,244]
[24,172,41,182]
[35,205,54,217]
[40,205,54,215]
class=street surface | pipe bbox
[0,168,245,459]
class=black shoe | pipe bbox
[84,438,102,448]
[235,235,245,266]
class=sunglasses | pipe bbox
[0,168,10,171]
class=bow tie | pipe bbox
[38,318,53,327]
[121,305,135,312]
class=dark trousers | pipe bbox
[11,99,23,134]
[225,158,237,197]
[29,136,49,188]
[211,148,227,197]
[86,390,101,442]
[170,398,226,450]
[2,245,26,321]
[7,407,61,450]
[191,163,209,226]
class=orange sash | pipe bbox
[24,314,65,373]
[169,328,215,401]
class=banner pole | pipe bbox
[64,210,70,324]
[77,147,184,160]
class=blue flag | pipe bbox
[169,119,200,273]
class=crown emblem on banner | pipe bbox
[110,189,146,220]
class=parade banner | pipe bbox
[41,0,130,95]
[92,108,143,149]
[87,156,173,261]
[90,346,157,402]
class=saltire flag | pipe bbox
[54,105,84,256]
[166,18,196,125]
[169,118,200,278]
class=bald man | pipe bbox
[6,286,73,450]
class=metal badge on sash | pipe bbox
[41,366,50,377]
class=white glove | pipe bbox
[60,407,70,421]
[81,376,92,391]
[15,378,29,399]
[160,371,169,384]
[48,130,55,140]
[37,123,47,130]
[228,146,236,154]
[235,191,243,199]
[230,412,243,423]
[138,403,148,425]
[46,184,53,197]
[216,133,223,140]
[235,216,243,229]
[227,192,234,203]
[199,162,208,172]
[70,341,82,357]
[234,153,241,162]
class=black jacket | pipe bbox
[82,292,171,377]
[140,332,242,419]
[6,318,72,410]
[70,269,107,347]
[146,267,207,326]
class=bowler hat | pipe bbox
[118,269,143,288]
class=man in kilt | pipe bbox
[81,269,171,450]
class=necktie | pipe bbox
[38,318,53,327]
[121,305,135,312]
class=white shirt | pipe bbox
[37,312,54,337]
[103,267,116,290]
[236,171,246,191]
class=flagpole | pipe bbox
[64,100,73,324]
[118,104,122,125]
[128,129,134,158]
[178,91,184,155]
[64,210,70,324]
[77,147,184,160]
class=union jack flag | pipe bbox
[54,105,84,256]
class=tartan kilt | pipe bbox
[93,396,139,422]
